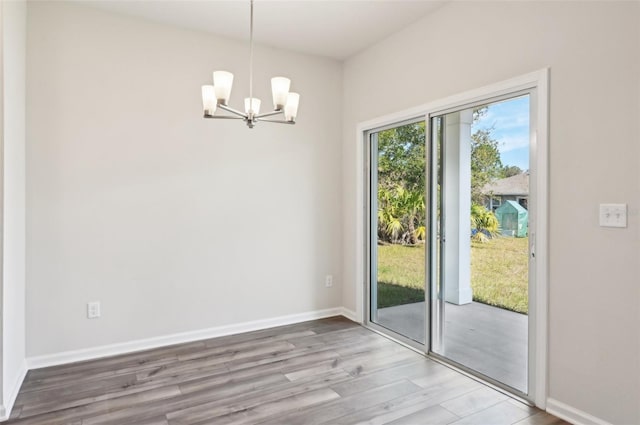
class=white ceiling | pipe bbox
[84,1,446,60]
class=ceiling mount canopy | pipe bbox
[201,0,300,129]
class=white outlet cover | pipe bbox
[599,204,627,228]
[325,275,333,287]
[87,301,101,319]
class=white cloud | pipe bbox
[498,135,529,153]
[472,96,530,155]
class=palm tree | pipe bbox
[471,204,500,243]
[377,187,402,243]
[377,186,426,245]
[397,188,425,245]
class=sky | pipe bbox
[472,95,530,171]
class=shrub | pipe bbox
[471,204,500,243]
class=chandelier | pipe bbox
[200,0,300,129]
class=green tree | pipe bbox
[470,128,503,204]
[377,122,426,195]
[502,165,523,178]
[376,122,427,245]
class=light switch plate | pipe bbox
[599,204,627,228]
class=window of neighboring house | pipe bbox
[491,196,501,211]
[518,197,528,210]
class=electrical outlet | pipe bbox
[325,275,333,288]
[87,301,101,319]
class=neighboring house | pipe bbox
[482,172,529,211]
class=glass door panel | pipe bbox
[430,95,531,394]
[368,120,427,345]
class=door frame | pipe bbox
[355,69,549,408]
[364,117,428,351]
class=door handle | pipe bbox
[530,232,535,258]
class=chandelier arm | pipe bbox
[254,109,284,119]
[255,118,295,124]
[203,115,244,120]
[218,103,249,119]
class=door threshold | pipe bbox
[361,322,534,407]
[363,322,426,354]
[427,353,534,407]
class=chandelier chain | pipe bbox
[249,0,254,111]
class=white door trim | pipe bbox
[354,69,549,408]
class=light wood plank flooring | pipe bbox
[7,317,567,425]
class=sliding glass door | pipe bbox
[365,90,537,399]
[367,119,427,345]
[430,94,531,394]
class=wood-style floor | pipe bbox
[7,317,567,425]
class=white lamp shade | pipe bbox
[244,97,261,115]
[201,85,216,115]
[271,77,291,109]
[213,71,234,104]
[284,92,300,122]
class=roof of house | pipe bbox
[482,172,529,196]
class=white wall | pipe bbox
[1,0,27,415]
[21,1,640,423]
[26,2,343,357]
[342,2,639,424]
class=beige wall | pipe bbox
[26,2,343,356]
[342,1,639,423]
[21,1,640,423]
[1,0,26,413]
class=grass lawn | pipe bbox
[470,237,528,313]
[376,237,529,314]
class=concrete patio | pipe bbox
[376,301,527,393]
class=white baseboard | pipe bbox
[546,398,612,425]
[0,359,28,422]
[27,307,346,370]
[340,307,359,322]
